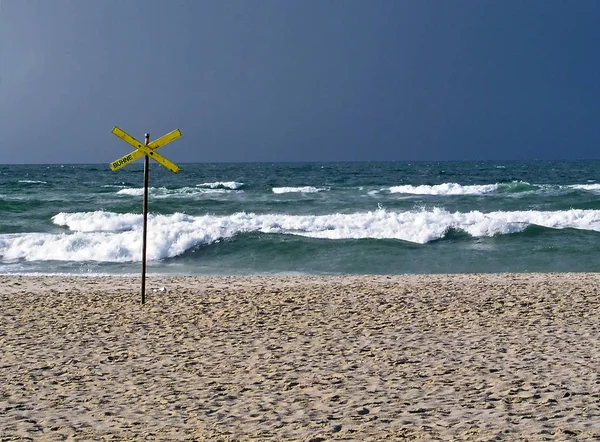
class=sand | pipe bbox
[1,273,599,441]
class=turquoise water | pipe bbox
[1,160,600,275]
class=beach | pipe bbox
[1,273,599,441]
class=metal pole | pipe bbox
[141,133,150,304]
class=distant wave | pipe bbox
[111,181,600,198]
[197,181,244,190]
[1,208,599,263]
[272,186,329,194]
[116,188,146,197]
[388,183,498,195]
[18,180,47,184]
[116,186,240,197]
[386,181,554,196]
[568,184,600,192]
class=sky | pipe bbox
[1,0,599,164]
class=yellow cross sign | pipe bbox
[110,127,181,173]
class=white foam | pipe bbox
[389,183,498,195]
[272,186,328,194]
[197,181,244,190]
[3,208,600,263]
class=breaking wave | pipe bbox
[2,208,600,263]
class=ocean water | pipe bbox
[1,160,600,275]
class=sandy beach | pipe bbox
[1,273,599,441]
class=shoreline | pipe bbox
[1,270,598,280]
[2,273,599,440]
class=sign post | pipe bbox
[141,133,150,304]
[110,127,182,304]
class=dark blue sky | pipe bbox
[1,0,599,164]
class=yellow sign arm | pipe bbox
[148,129,182,149]
[112,126,146,150]
[110,150,144,171]
[135,143,180,173]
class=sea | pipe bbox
[2,160,600,276]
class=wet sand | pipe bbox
[1,273,599,440]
